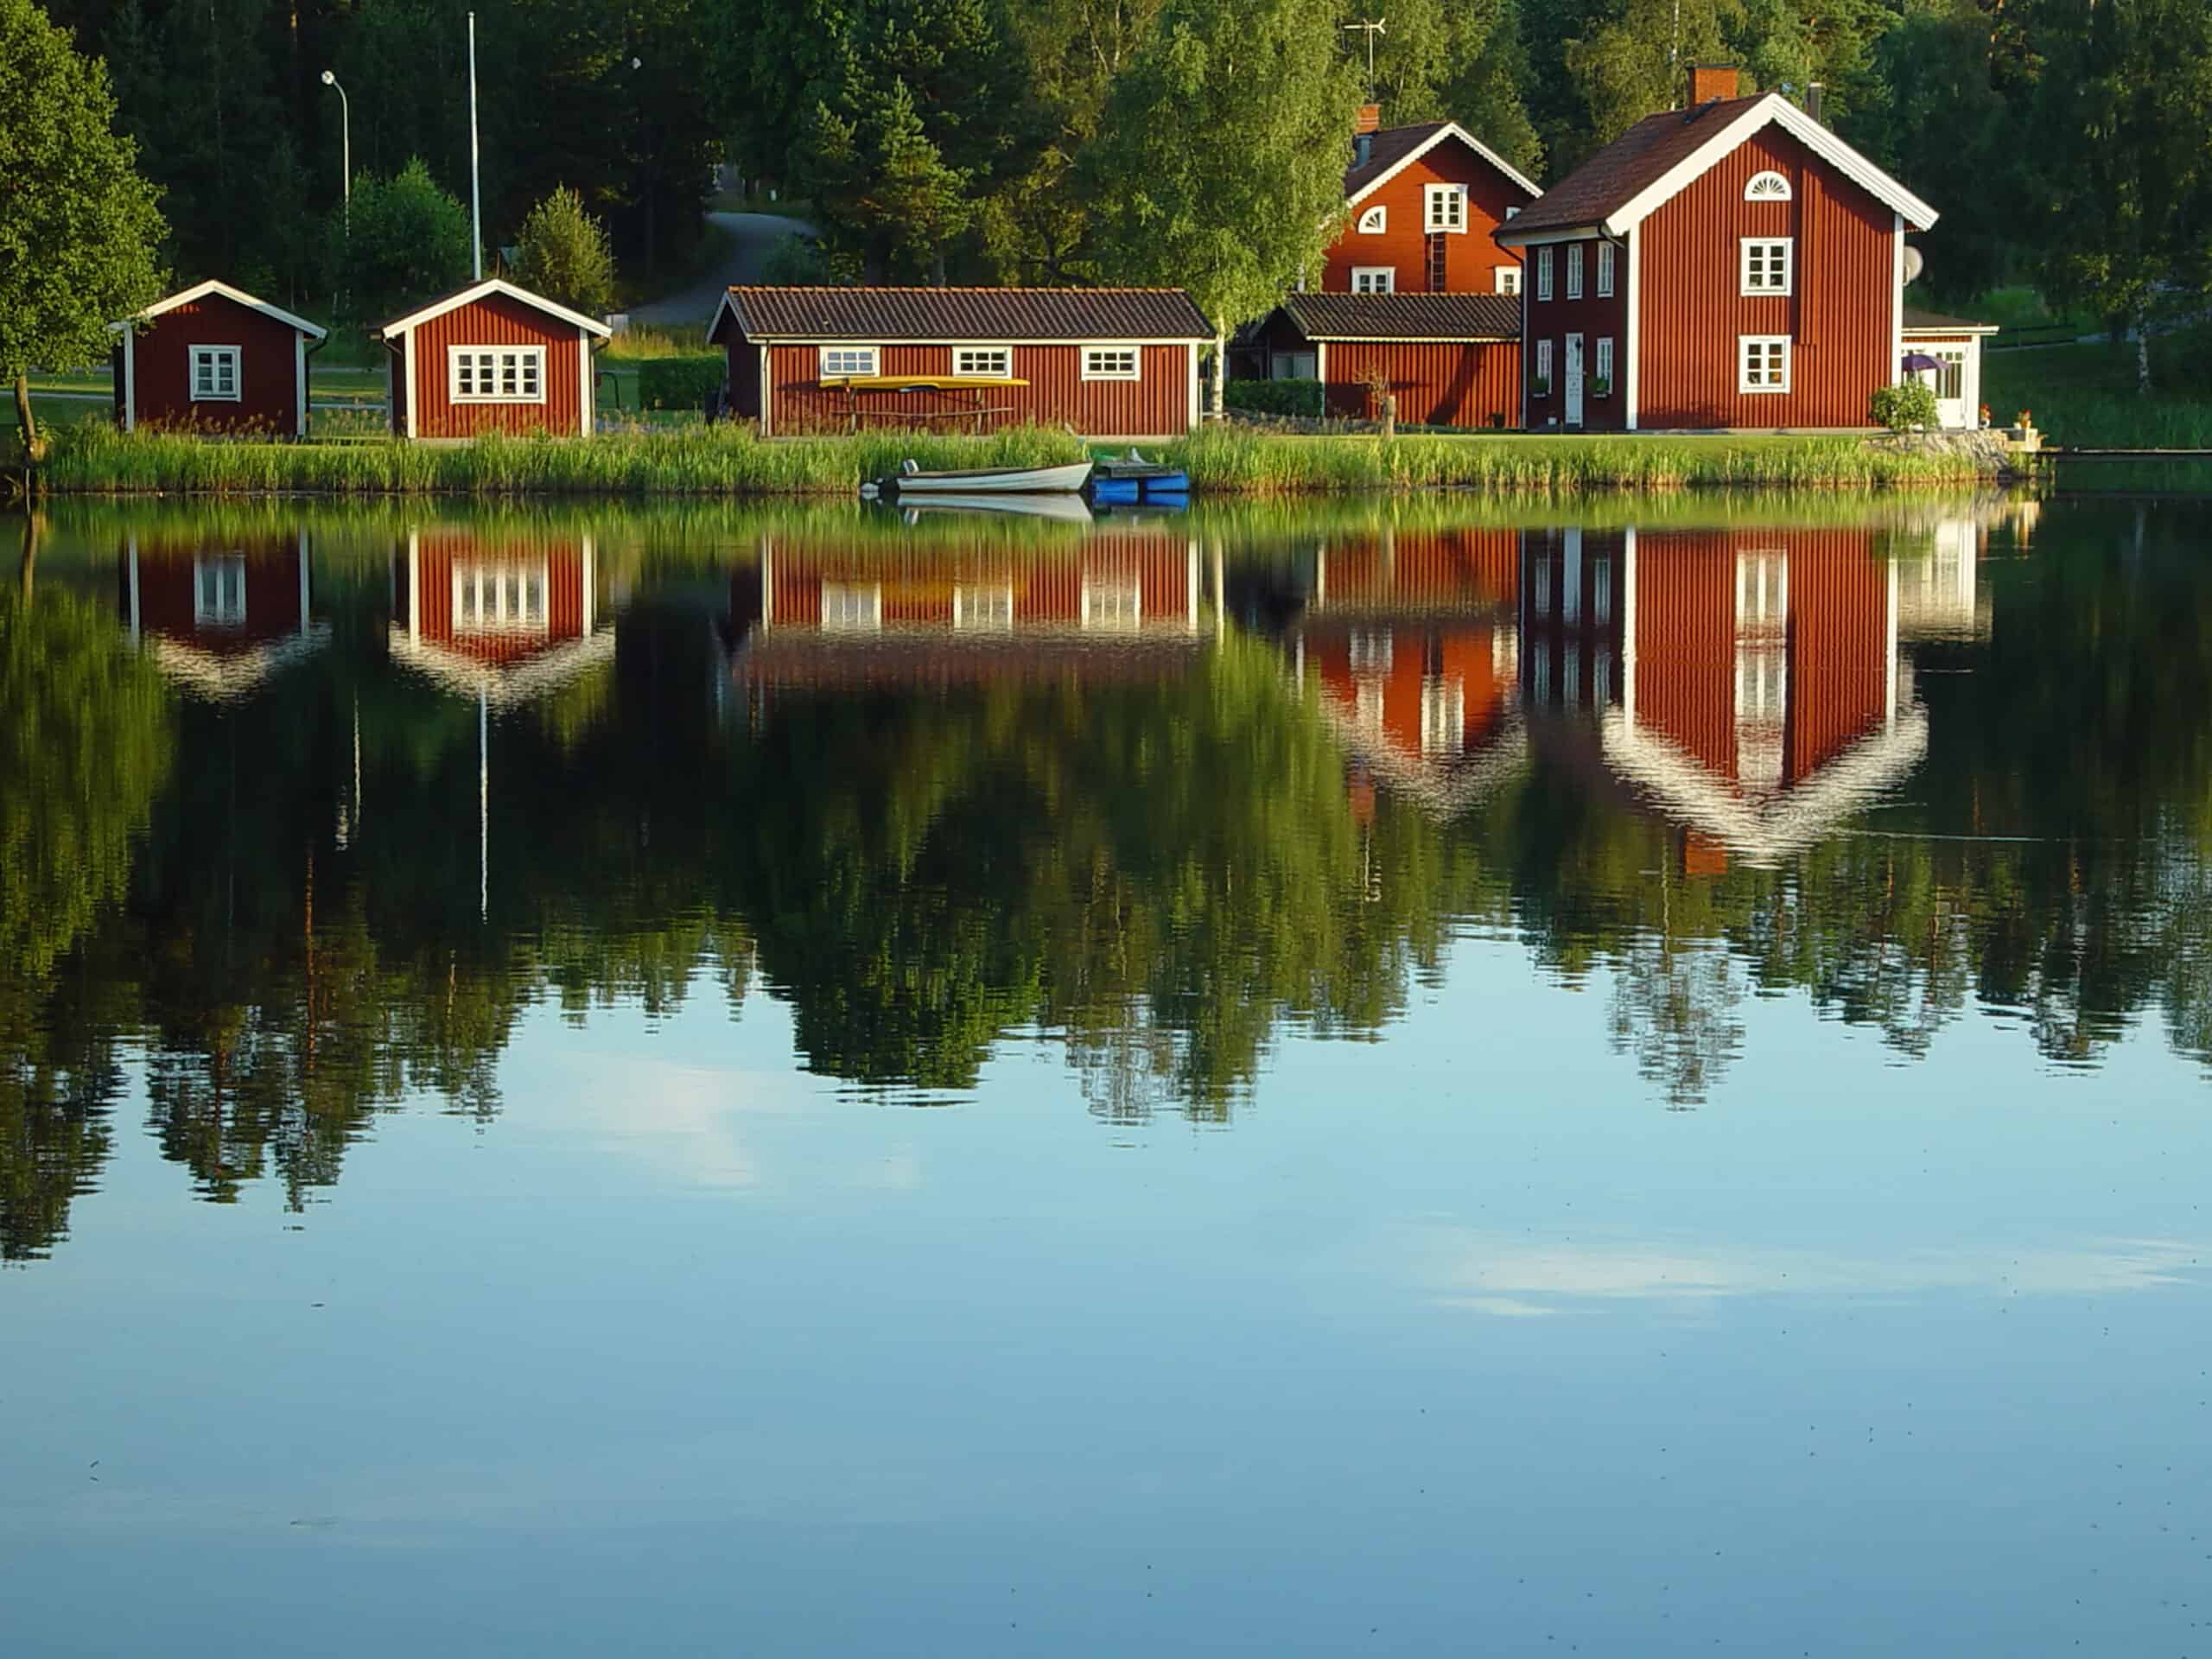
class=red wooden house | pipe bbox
[109,280,327,437]
[709,288,1211,438]
[120,529,327,700]
[1249,294,1522,426]
[389,527,612,707]
[1330,106,1540,299]
[1495,69,1940,431]
[377,279,610,440]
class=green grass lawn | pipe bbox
[1985,324,2212,448]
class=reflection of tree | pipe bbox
[1606,937,1745,1110]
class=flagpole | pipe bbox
[468,11,483,280]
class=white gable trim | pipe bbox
[709,289,746,344]
[378,277,612,340]
[1346,122,1541,209]
[111,278,329,340]
[1605,94,1938,236]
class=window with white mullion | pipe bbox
[448,346,546,404]
[819,346,880,379]
[1596,241,1617,297]
[1535,246,1554,302]
[1738,335,1790,394]
[952,346,1012,378]
[1740,237,1793,296]
[189,346,241,402]
[1081,346,1141,381]
[1566,244,1584,300]
[1351,267,1395,295]
[452,560,550,634]
[1424,184,1467,233]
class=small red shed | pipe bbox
[377,279,610,440]
[1497,77,1940,432]
[1250,293,1523,427]
[109,280,327,437]
[709,287,1211,438]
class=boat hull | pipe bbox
[880,461,1094,496]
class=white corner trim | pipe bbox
[403,333,419,438]
[1624,227,1641,430]
[579,332,594,435]
[295,334,308,437]
[1185,341,1200,432]
[1346,120,1541,207]
[121,327,136,432]
[758,345,772,437]
[1891,215,1904,386]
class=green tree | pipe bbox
[344,157,474,319]
[804,79,976,281]
[1360,0,1542,173]
[0,0,165,454]
[514,185,618,317]
[1085,0,1363,411]
[1564,0,1739,149]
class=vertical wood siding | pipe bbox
[410,293,588,438]
[763,532,1195,632]
[1316,527,1521,610]
[1327,143,1527,295]
[1523,238,1630,431]
[1636,128,1895,429]
[1324,340,1522,428]
[129,296,303,435]
[766,342,1193,436]
[402,530,590,664]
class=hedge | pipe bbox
[1224,378,1325,419]
[637,355,728,412]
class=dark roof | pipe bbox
[1344,123,1451,198]
[1277,292,1522,341]
[1903,306,1999,334]
[719,287,1212,341]
[1503,96,1766,235]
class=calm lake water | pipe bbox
[3,493,2209,1656]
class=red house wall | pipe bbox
[763,342,1193,437]
[1316,528,1521,610]
[1636,127,1896,429]
[762,535,1196,630]
[127,534,306,650]
[1522,239,1630,431]
[1321,340,1522,428]
[1327,142,1528,295]
[1313,623,1516,764]
[401,293,591,438]
[126,294,304,435]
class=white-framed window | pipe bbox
[1424,183,1468,232]
[1534,557,1552,616]
[952,346,1012,378]
[1928,347,1967,401]
[1357,205,1387,234]
[1495,266,1522,296]
[1592,557,1613,626]
[452,560,550,634]
[1082,579,1141,631]
[1738,334,1790,393]
[952,584,1013,630]
[1745,169,1793,201]
[194,556,246,626]
[189,346,241,402]
[1082,346,1141,381]
[448,346,545,404]
[1348,629,1392,672]
[821,582,882,633]
[1740,238,1793,296]
[1597,241,1617,297]
[1351,266,1395,295]
[1566,244,1584,299]
[1419,675,1465,757]
[1535,246,1554,302]
[818,345,879,379]
[1594,336,1614,391]
[1535,338,1553,390]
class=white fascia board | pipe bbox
[1299,334,1518,345]
[1902,323,2002,336]
[115,278,330,339]
[1346,123,1542,208]
[378,278,613,340]
[1605,94,1939,238]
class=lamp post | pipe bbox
[320,70,350,232]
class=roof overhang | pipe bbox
[1902,323,2001,337]
[1491,223,1609,248]
[110,278,329,339]
[1291,332,1519,345]
[1347,122,1542,207]
[388,625,617,710]
[377,278,612,340]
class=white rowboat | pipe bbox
[864,460,1094,498]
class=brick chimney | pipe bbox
[1356,104,1381,135]
[1689,64,1739,105]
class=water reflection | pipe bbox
[2,494,2209,1258]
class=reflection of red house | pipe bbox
[389,528,612,706]
[121,530,326,699]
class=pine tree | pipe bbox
[515,186,619,317]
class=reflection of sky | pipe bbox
[6,931,2207,1657]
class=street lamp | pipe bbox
[320,69,350,232]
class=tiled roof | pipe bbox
[1279,292,1522,341]
[1344,123,1451,198]
[1903,307,1999,333]
[1503,97,1766,235]
[720,287,1212,340]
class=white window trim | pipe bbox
[1357,205,1387,234]
[818,344,880,379]
[1351,266,1396,295]
[193,555,247,626]
[1424,183,1469,234]
[188,344,242,403]
[1535,246,1554,302]
[1566,244,1584,300]
[821,582,883,633]
[1738,334,1791,394]
[1745,169,1793,202]
[952,583,1014,630]
[1080,579,1141,631]
[447,345,547,405]
[1596,241,1616,298]
[1740,238,1794,297]
[1081,345,1142,382]
[1535,339,1553,391]
[1594,337,1615,393]
[451,559,552,636]
[951,344,1013,379]
[1495,266,1521,296]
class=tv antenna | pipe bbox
[1343,18,1386,79]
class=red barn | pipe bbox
[1329,106,1540,298]
[1249,294,1523,427]
[708,288,1210,438]
[389,528,611,706]
[109,280,327,437]
[377,279,610,440]
[1495,71,1939,431]
[119,529,326,699]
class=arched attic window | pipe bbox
[1357,205,1387,233]
[1745,170,1793,201]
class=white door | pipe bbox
[1565,334,1585,426]
[1929,348,1968,429]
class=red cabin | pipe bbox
[708,287,1211,439]
[377,279,610,440]
[1330,107,1539,299]
[109,280,327,438]
[1496,73,1940,432]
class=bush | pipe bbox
[638,354,727,410]
[340,158,472,320]
[1870,379,1940,432]
[1224,378,1324,419]
[514,185,617,318]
